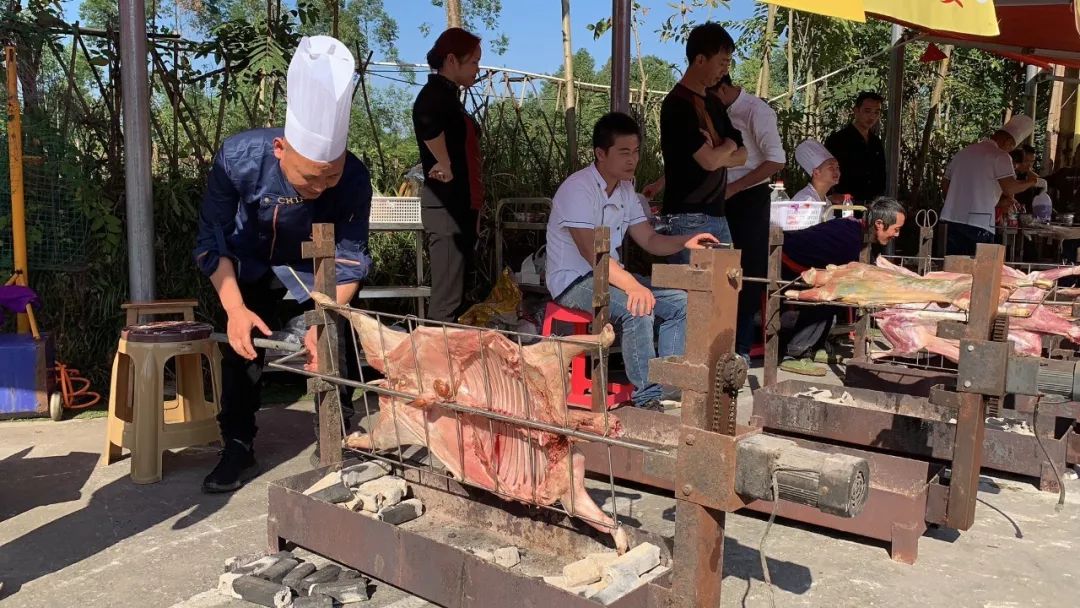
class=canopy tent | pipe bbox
[912,0,1080,69]
[760,1,1080,69]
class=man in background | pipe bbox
[710,74,785,362]
[825,92,886,203]
[940,115,1038,255]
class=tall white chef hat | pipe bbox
[795,139,835,175]
[1000,114,1034,145]
[284,35,358,163]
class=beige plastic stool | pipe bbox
[100,321,222,484]
[120,299,199,424]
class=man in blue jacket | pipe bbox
[193,35,373,492]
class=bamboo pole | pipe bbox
[5,46,30,334]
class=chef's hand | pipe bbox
[717,138,737,154]
[429,161,453,183]
[625,283,656,317]
[226,306,271,360]
[304,326,318,371]
[685,233,720,249]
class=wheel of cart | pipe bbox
[48,363,102,421]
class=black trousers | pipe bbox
[422,204,477,323]
[943,220,994,257]
[725,183,772,356]
[217,272,359,445]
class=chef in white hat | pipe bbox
[792,139,841,203]
[940,113,1039,255]
[193,35,373,492]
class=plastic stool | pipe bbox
[100,321,222,484]
[541,302,634,409]
[120,299,199,424]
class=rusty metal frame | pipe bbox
[267,466,661,608]
[586,244,1061,564]
[266,225,762,607]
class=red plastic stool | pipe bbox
[541,302,634,410]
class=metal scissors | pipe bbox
[916,209,938,229]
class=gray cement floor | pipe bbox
[1,365,1078,607]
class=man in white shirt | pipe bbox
[710,74,786,361]
[941,114,1039,255]
[546,112,718,411]
[792,139,840,202]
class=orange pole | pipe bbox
[5,45,29,334]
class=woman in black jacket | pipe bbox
[412,28,484,322]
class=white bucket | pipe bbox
[770,201,828,231]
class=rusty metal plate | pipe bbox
[844,361,956,398]
[956,340,1008,396]
[647,357,707,392]
[650,265,712,292]
[935,320,968,341]
[674,425,758,512]
[267,467,657,608]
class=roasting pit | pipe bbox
[260,225,864,607]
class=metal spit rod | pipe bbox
[265,339,670,457]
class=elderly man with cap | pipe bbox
[940,114,1039,256]
[193,36,373,492]
[792,139,841,203]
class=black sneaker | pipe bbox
[635,399,666,412]
[202,439,259,493]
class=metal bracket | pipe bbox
[956,339,1009,396]
[675,425,759,512]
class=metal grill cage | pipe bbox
[370,197,422,226]
[267,301,665,538]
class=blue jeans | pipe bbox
[556,273,687,405]
[666,213,732,264]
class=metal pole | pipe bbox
[4,46,29,333]
[561,0,578,171]
[885,24,904,199]
[610,0,631,114]
[119,0,156,303]
[1025,63,1039,146]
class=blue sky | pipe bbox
[60,0,758,76]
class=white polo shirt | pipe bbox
[725,90,786,187]
[546,163,647,298]
[941,139,1015,231]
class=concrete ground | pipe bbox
[1,365,1078,608]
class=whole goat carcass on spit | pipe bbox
[310,293,629,552]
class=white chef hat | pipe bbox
[1000,114,1034,145]
[284,35,358,163]
[795,139,834,175]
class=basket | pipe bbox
[770,201,828,231]
[370,197,422,225]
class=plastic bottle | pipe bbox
[1032,178,1052,222]
[770,180,789,202]
[841,193,854,218]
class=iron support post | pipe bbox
[610,0,631,114]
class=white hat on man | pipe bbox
[794,139,834,175]
[284,35,358,163]
[1001,114,1034,145]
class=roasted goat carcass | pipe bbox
[310,293,628,552]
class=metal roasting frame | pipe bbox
[756,226,1080,486]
[263,224,764,607]
[584,242,1072,563]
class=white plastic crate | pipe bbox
[770,201,828,231]
[370,197,422,225]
